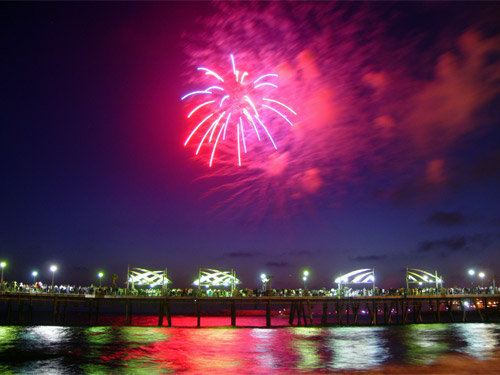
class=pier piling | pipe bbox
[321,302,328,326]
[266,300,271,327]
[289,302,296,325]
[196,300,201,327]
[231,300,236,327]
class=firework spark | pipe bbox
[182,54,296,167]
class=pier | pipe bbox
[1,293,499,327]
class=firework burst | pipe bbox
[182,54,296,167]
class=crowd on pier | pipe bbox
[0,280,498,297]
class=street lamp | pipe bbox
[479,272,485,288]
[468,269,475,288]
[50,265,57,290]
[302,270,309,290]
[98,272,104,287]
[32,271,38,284]
[0,261,6,289]
[260,273,267,290]
[260,273,273,293]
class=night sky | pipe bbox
[2,2,500,289]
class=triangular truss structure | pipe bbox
[128,267,170,288]
[406,267,442,288]
[193,268,240,289]
[335,268,375,289]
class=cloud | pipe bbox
[374,115,396,134]
[266,261,289,268]
[419,236,467,252]
[425,159,446,185]
[297,49,321,80]
[378,148,500,205]
[72,265,90,272]
[284,249,315,257]
[470,150,500,182]
[490,217,500,226]
[224,251,262,258]
[407,29,500,148]
[375,164,447,204]
[187,4,500,214]
[370,28,500,205]
[299,168,323,194]
[350,255,388,262]
[426,211,466,226]
[362,71,389,92]
[418,233,493,254]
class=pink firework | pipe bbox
[182,54,296,167]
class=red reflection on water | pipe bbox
[93,317,306,372]
[98,314,292,327]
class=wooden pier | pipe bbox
[0,293,498,327]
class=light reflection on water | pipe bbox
[327,327,389,369]
[401,324,451,365]
[0,322,499,373]
[456,324,499,358]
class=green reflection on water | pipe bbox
[290,328,323,370]
[402,324,450,365]
[0,327,17,374]
[111,327,244,373]
[0,327,17,350]
[80,362,170,375]
[119,327,170,346]
[98,327,172,372]
[85,326,115,345]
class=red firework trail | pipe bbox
[182,54,296,167]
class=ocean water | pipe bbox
[0,320,499,374]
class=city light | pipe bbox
[468,269,475,276]
[98,272,104,287]
[32,271,38,284]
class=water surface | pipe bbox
[1,321,499,373]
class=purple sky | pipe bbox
[1,2,500,289]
